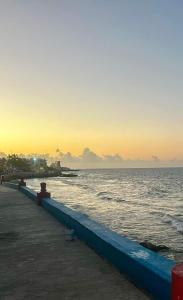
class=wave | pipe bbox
[97,191,152,206]
[146,186,168,198]
[96,191,114,201]
[61,179,95,192]
[96,191,126,202]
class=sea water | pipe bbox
[27,168,183,262]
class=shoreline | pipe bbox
[3,171,78,182]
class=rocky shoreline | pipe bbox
[3,170,78,182]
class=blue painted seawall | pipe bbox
[6,184,176,300]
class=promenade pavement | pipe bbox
[0,185,150,300]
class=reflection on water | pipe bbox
[27,168,183,262]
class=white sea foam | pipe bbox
[171,220,183,233]
[162,214,183,233]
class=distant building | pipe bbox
[50,161,62,170]
[56,161,61,169]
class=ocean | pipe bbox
[26,168,183,262]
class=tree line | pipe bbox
[0,154,49,174]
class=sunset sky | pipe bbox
[0,1,183,164]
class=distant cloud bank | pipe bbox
[57,148,124,167]
[55,148,183,169]
[1,148,183,168]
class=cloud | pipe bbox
[59,152,80,163]
[55,148,183,168]
[80,148,102,162]
[103,154,123,163]
[55,148,148,168]
[56,148,125,167]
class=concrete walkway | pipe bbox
[0,185,150,300]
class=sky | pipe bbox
[0,1,183,167]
